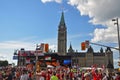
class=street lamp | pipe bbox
[36,44,39,64]
[112,18,120,65]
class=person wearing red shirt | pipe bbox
[56,71,60,80]
[115,72,120,80]
[92,69,101,80]
[28,71,32,80]
[46,71,51,80]
[69,70,74,80]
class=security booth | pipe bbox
[59,55,72,67]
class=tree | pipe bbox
[0,60,8,67]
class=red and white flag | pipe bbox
[26,58,30,63]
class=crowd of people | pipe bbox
[0,65,120,80]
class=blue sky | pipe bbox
[0,0,120,68]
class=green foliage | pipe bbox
[0,60,8,67]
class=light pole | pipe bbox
[35,44,40,79]
[112,18,120,66]
[36,44,39,67]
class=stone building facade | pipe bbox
[67,46,113,67]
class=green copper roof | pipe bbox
[59,12,65,26]
[68,42,74,53]
[69,43,73,49]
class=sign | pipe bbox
[13,56,18,60]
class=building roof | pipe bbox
[59,12,65,26]
[67,52,86,57]
[58,12,67,30]
[68,43,74,53]
[87,46,94,53]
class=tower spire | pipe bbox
[68,42,74,53]
[59,11,66,26]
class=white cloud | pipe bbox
[68,0,120,24]
[114,58,119,68]
[41,0,62,3]
[68,0,120,44]
[91,24,117,43]
[0,41,35,50]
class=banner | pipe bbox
[45,56,51,60]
